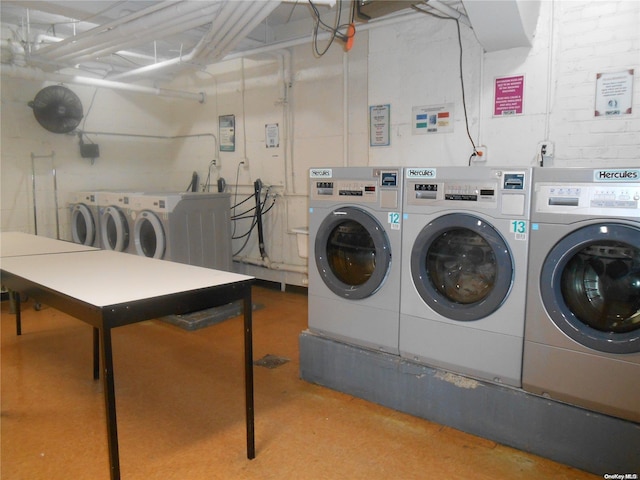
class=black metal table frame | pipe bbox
[2,270,255,480]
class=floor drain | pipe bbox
[254,354,290,369]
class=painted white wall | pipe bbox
[1,0,638,284]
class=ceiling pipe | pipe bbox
[108,1,249,81]
[32,1,179,58]
[222,9,430,62]
[110,0,280,81]
[66,5,229,65]
[197,2,262,57]
[199,1,279,60]
[32,1,225,64]
[34,34,159,65]
[424,0,471,27]
[1,64,205,103]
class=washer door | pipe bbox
[101,206,129,252]
[541,223,640,354]
[315,207,391,299]
[411,213,513,321]
[134,210,166,259]
[71,203,95,246]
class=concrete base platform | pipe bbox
[299,330,640,476]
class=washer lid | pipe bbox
[541,223,640,353]
[410,213,513,321]
[314,206,391,300]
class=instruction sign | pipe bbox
[370,104,390,147]
[265,123,279,148]
[412,103,454,134]
[494,75,525,116]
[219,115,236,152]
[595,69,633,116]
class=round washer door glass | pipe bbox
[71,204,95,246]
[134,211,165,259]
[411,213,513,321]
[315,207,391,299]
[541,223,640,353]
[101,206,129,252]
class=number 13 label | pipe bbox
[511,220,527,240]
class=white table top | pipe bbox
[1,249,253,307]
[1,232,97,257]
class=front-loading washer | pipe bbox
[128,192,232,271]
[523,167,640,422]
[68,191,101,247]
[400,166,532,387]
[97,191,136,254]
[307,166,403,354]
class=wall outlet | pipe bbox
[539,141,554,157]
[473,145,488,162]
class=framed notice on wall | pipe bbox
[369,104,390,147]
[595,69,634,116]
[219,114,235,152]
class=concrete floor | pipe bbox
[1,284,599,480]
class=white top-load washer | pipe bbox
[400,166,532,387]
[127,192,232,271]
[308,167,404,354]
[523,167,640,422]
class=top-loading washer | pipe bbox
[128,192,232,271]
[400,166,532,387]
[97,191,136,254]
[308,166,403,354]
[523,167,640,422]
[68,191,101,247]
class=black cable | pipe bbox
[412,4,477,164]
[308,0,353,57]
[230,193,255,210]
[231,161,244,239]
[232,192,276,256]
[232,190,275,220]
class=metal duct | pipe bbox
[22,0,280,82]
[109,0,280,81]
[1,64,205,103]
[32,2,226,64]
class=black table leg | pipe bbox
[13,291,22,336]
[93,327,100,380]
[243,288,255,459]
[100,325,121,480]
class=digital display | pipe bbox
[415,184,437,191]
[381,172,398,187]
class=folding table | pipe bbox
[1,233,255,480]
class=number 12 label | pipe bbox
[388,212,400,230]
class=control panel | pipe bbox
[406,181,498,207]
[310,169,401,209]
[535,183,640,217]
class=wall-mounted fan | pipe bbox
[28,85,83,134]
